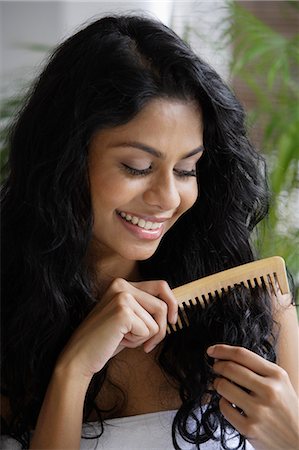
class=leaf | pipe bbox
[223,1,299,287]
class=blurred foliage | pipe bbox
[223,1,299,298]
[0,92,24,179]
[0,44,50,179]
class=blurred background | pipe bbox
[1,0,298,298]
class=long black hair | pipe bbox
[1,14,276,449]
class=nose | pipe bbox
[143,171,181,211]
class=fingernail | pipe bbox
[172,312,178,324]
[145,343,156,353]
[207,345,216,355]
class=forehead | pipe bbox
[131,98,203,126]
[90,98,203,153]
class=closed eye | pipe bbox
[122,163,196,179]
[174,168,197,178]
[121,163,152,176]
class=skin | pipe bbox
[87,98,204,281]
[29,98,299,449]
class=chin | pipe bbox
[121,244,159,262]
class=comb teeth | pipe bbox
[167,257,289,334]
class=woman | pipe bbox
[1,14,298,450]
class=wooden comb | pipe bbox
[167,256,290,333]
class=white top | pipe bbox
[1,409,255,449]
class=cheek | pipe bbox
[90,173,140,215]
[90,172,119,203]
[181,181,199,211]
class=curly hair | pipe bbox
[1,14,277,449]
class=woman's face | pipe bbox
[88,98,204,262]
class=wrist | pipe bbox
[53,359,93,394]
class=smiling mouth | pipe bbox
[117,211,163,230]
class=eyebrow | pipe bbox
[113,141,204,159]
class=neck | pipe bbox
[85,242,140,298]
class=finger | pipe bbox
[142,303,167,352]
[121,335,146,348]
[131,280,178,324]
[130,299,160,338]
[213,360,264,395]
[142,313,167,353]
[213,377,253,416]
[126,286,173,345]
[207,344,278,377]
[116,292,159,339]
[122,309,153,339]
[218,397,249,437]
[108,278,177,325]
[130,289,169,339]
[123,293,167,351]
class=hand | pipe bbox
[56,278,178,381]
[207,344,299,450]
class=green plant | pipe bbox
[0,44,51,179]
[222,1,299,297]
[0,92,24,178]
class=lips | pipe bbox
[116,210,168,241]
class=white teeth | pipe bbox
[152,222,160,229]
[138,219,146,228]
[119,211,162,230]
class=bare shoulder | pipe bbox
[272,289,298,322]
[271,290,299,394]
